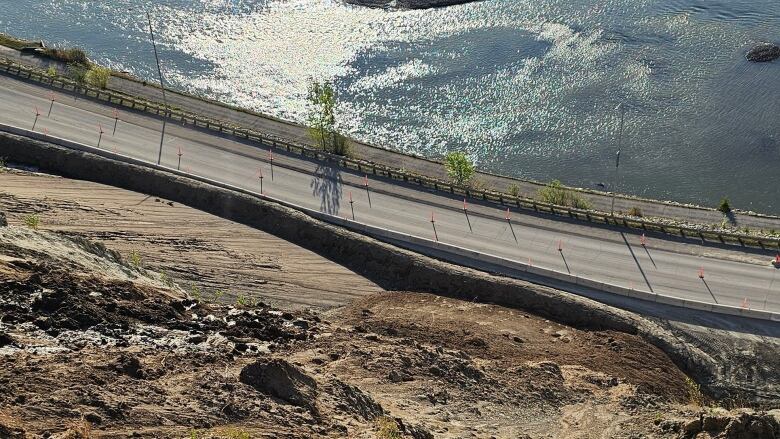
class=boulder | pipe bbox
[0,211,6,227]
[746,43,780,63]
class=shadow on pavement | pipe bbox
[311,163,342,215]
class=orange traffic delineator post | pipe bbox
[463,198,472,232]
[47,91,56,117]
[364,175,372,208]
[349,191,355,221]
[269,149,274,181]
[698,267,704,279]
[32,106,40,131]
[557,240,563,252]
[741,298,749,309]
[506,208,518,243]
[112,108,119,135]
[430,211,438,242]
[257,168,264,195]
[177,146,183,170]
[640,233,647,246]
[97,123,105,148]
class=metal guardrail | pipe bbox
[2,122,777,322]
[2,57,779,252]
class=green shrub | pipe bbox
[538,180,592,209]
[685,377,704,407]
[375,416,401,439]
[444,151,475,186]
[127,250,142,269]
[23,214,40,230]
[717,197,731,215]
[85,66,110,89]
[46,65,57,77]
[67,62,89,84]
[508,183,521,197]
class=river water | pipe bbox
[1,0,778,212]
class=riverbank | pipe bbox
[2,34,780,238]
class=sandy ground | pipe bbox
[0,170,383,310]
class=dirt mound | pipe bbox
[240,358,318,410]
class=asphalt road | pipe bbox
[1,73,779,316]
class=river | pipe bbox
[1,0,778,212]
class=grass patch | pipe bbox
[43,47,89,64]
[537,180,592,210]
[0,33,37,50]
[23,213,40,230]
[127,250,142,269]
[686,376,705,407]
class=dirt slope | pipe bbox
[0,170,382,309]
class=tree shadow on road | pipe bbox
[311,163,342,215]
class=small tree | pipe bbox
[444,151,475,186]
[307,80,349,155]
[717,197,731,215]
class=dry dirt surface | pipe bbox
[1,169,779,438]
[0,225,778,438]
[0,170,382,310]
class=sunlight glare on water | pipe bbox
[0,0,778,211]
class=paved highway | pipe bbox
[0,73,778,315]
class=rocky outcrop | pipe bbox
[0,211,6,227]
[746,43,780,63]
[344,0,481,9]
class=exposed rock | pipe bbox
[109,354,145,379]
[0,211,6,227]
[0,332,15,347]
[240,359,318,411]
[746,43,780,62]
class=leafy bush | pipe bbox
[537,180,592,209]
[717,197,731,215]
[444,151,475,186]
[46,65,57,77]
[85,66,111,89]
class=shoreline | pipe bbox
[2,33,780,237]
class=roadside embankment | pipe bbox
[2,130,769,404]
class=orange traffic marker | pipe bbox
[698,267,704,279]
